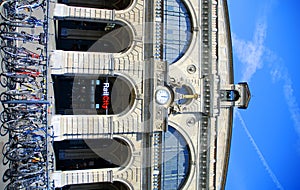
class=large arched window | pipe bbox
[52,74,135,115]
[161,126,191,189]
[55,19,132,53]
[57,0,133,10]
[53,138,131,171]
[56,181,130,190]
[163,0,193,64]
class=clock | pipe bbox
[155,88,171,105]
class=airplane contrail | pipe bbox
[235,110,284,190]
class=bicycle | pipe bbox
[2,15,45,28]
[3,162,45,179]
[1,85,45,99]
[0,0,31,22]
[0,120,41,137]
[3,142,46,162]
[2,46,44,59]
[5,174,46,190]
[0,30,46,44]
[0,0,46,22]
[1,58,46,74]
[0,71,38,88]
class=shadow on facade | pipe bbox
[58,0,133,10]
[52,74,135,115]
[55,19,132,53]
[54,138,131,171]
[55,181,130,190]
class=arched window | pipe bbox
[52,74,135,115]
[57,0,133,10]
[163,0,193,64]
[55,20,132,53]
[161,126,191,189]
[53,138,131,171]
[56,181,130,190]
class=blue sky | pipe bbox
[226,0,300,189]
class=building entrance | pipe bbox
[55,19,132,53]
[52,74,135,115]
[55,181,130,190]
[54,138,131,171]
[58,0,133,10]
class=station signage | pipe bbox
[101,82,110,110]
[94,77,115,115]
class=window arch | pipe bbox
[55,181,130,190]
[53,138,131,171]
[57,0,133,10]
[161,126,191,189]
[55,19,132,53]
[52,74,135,115]
[163,0,193,64]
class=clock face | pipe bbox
[156,89,170,105]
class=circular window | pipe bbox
[175,85,193,105]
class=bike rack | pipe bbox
[0,0,54,189]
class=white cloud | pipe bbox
[232,19,267,82]
[235,110,285,190]
[283,79,300,138]
[233,15,300,151]
[270,63,300,149]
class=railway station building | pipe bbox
[47,0,251,189]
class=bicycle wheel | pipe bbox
[7,78,16,90]
[1,73,20,88]
[1,141,10,157]
[0,23,9,33]
[1,58,10,73]
[0,73,8,87]
[0,92,11,101]
[3,168,13,182]
[0,122,9,136]
[2,46,26,58]
[4,147,31,161]
[2,154,10,165]
[0,109,12,123]
[0,1,31,22]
